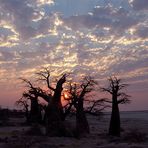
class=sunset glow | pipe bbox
[0,0,148,110]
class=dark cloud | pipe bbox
[0,0,142,40]
[0,0,42,40]
[37,15,56,34]
[0,27,14,36]
[135,27,148,39]
[64,6,139,36]
[0,0,147,110]
[0,0,61,40]
[130,0,148,10]
[112,57,148,73]
[0,50,15,61]
[17,26,37,40]
[0,0,41,21]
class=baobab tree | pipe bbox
[101,76,130,136]
[15,97,29,123]
[65,76,97,137]
[19,68,69,136]
[35,68,69,136]
[23,90,42,123]
[45,74,68,136]
[84,99,110,116]
[19,78,48,123]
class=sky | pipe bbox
[0,0,148,110]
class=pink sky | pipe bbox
[0,0,148,110]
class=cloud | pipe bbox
[130,0,148,10]
[135,27,148,39]
[0,0,143,41]
[112,56,148,74]
[0,0,38,40]
[0,0,63,40]
[0,0,56,40]
[36,0,54,6]
[0,50,15,61]
[64,6,139,36]
[0,0,147,110]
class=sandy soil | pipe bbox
[0,115,148,148]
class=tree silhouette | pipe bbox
[15,97,29,123]
[23,90,42,123]
[19,78,49,123]
[45,74,68,136]
[66,76,97,137]
[19,68,69,136]
[85,99,110,116]
[101,76,130,136]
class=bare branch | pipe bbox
[19,78,34,89]
[100,87,113,94]
[118,94,131,104]
[36,68,55,91]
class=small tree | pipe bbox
[19,78,48,123]
[15,97,29,123]
[101,76,130,136]
[23,90,42,123]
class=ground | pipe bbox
[0,114,148,148]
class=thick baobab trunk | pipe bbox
[46,103,65,136]
[102,77,130,137]
[25,107,29,123]
[76,98,89,137]
[109,95,120,136]
[30,98,41,123]
[46,75,67,136]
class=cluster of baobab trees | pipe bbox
[16,68,130,137]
